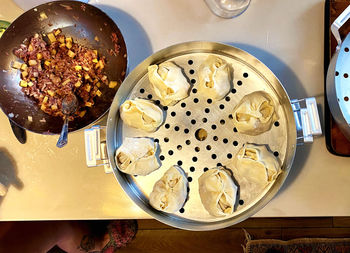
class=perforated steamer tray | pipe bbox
[106,42,297,231]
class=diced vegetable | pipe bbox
[83,66,89,71]
[21,71,28,78]
[84,73,90,80]
[85,102,93,107]
[66,41,72,49]
[94,36,99,42]
[96,90,102,97]
[28,44,34,52]
[74,81,81,87]
[61,79,70,86]
[108,81,118,88]
[44,60,50,66]
[47,90,55,97]
[12,61,22,69]
[79,111,86,117]
[75,65,82,71]
[28,60,37,66]
[65,37,72,49]
[85,85,91,92]
[20,63,28,71]
[43,96,48,103]
[92,58,98,63]
[58,36,65,44]
[28,81,34,87]
[67,50,75,58]
[36,53,42,60]
[39,12,48,20]
[47,33,56,43]
[51,104,58,110]
[19,80,28,87]
[54,29,61,36]
[98,60,104,69]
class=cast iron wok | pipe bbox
[0,1,127,134]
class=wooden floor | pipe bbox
[113,217,350,253]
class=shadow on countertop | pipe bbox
[0,148,23,204]
[223,42,312,195]
[95,4,153,72]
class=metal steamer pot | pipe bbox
[327,5,350,141]
[85,41,321,231]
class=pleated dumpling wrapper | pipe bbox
[234,143,281,187]
[197,56,231,101]
[232,91,278,135]
[149,165,188,213]
[120,98,164,132]
[198,167,238,217]
[148,62,191,106]
[115,137,160,176]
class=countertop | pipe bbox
[0,0,347,221]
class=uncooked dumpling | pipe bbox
[198,167,238,217]
[115,137,160,176]
[234,143,281,187]
[232,91,278,135]
[120,98,164,132]
[148,62,190,106]
[149,165,188,213]
[197,56,231,101]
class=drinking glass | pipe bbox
[204,0,251,18]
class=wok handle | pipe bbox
[9,120,26,144]
[291,97,322,144]
[331,5,350,47]
[84,126,112,173]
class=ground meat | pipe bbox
[13,29,109,119]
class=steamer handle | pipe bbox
[84,126,113,173]
[291,97,322,144]
[331,5,350,48]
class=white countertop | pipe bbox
[1,0,346,221]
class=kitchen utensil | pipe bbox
[327,5,350,141]
[56,94,78,148]
[85,42,321,231]
[0,1,127,135]
[324,0,350,156]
